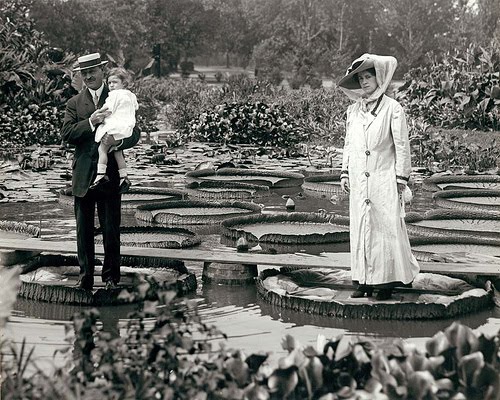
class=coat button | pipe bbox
[365,171,370,177]
[365,199,370,204]
[365,150,370,155]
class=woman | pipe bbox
[338,54,419,301]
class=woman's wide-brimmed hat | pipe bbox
[73,53,108,72]
[338,58,375,89]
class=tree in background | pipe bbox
[29,0,150,71]
[17,0,500,84]
[201,0,258,68]
[144,0,218,73]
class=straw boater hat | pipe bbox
[338,58,375,89]
[72,53,108,72]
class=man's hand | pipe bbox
[340,177,350,194]
[101,133,118,147]
[90,106,111,126]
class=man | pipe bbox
[61,53,140,291]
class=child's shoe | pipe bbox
[89,174,110,190]
[119,177,131,194]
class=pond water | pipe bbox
[2,143,500,373]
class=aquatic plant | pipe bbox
[1,277,499,399]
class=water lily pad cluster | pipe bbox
[188,101,311,147]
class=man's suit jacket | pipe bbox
[61,86,140,197]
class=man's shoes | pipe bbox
[376,289,393,301]
[89,174,110,190]
[105,279,118,290]
[75,278,93,291]
[118,177,131,194]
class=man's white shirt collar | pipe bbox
[88,84,104,99]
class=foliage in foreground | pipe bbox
[1,278,499,400]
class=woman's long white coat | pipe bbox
[342,95,419,285]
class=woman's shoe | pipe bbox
[376,289,393,301]
[351,285,373,298]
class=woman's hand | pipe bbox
[340,177,350,194]
[397,182,406,195]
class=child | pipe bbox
[90,67,138,193]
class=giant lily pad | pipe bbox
[184,180,270,200]
[0,220,40,266]
[221,212,350,248]
[18,254,196,305]
[432,189,500,214]
[58,186,186,208]
[94,226,201,249]
[135,199,262,225]
[423,174,500,192]
[185,168,304,188]
[302,173,345,197]
[257,268,492,320]
[408,209,500,240]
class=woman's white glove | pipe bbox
[340,177,350,194]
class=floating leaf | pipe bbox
[445,322,480,359]
[407,371,438,399]
[225,355,250,386]
[281,334,299,352]
[427,331,451,357]
[243,382,270,400]
[267,366,298,398]
[245,353,269,373]
[458,351,484,388]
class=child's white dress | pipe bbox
[95,89,139,142]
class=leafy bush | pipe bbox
[0,0,76,149]
[0,104,62,150]
[400,44,500,131]
[134,74,350,148]
[1,279,499,399]
[409,118,500,172]
[188,101,311,147]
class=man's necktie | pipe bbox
[93,93,99,109]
